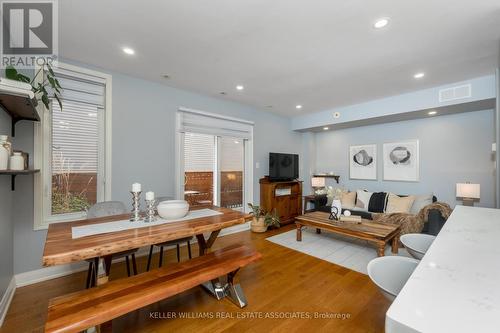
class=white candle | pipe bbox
[145,191,154,201]
[132,183,141,192]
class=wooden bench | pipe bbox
[45,244,262,333]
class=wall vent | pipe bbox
[439,84,471,103]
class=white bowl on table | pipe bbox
[157,200,189,220]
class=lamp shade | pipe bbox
[311,177,325,187]
[456,183,480,199]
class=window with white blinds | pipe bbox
[35,64,111,228]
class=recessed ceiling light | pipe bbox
[414,72,425,79]
[296,105,303,109]
[122,47,135,55]
[236,85,244,91]
[374,18,390,29]
[323,127,329,131]
[428,111,437,115]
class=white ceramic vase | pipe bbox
[331,198,342,220]
[0,144,8,170]
[10,152,24,170]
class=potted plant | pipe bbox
[248,203,281,233]
[264,209,281,229]
[248,203,266,232]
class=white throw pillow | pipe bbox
[386,193,415,214]
[410,194,434,215]
[355,190,373,211]
[341,191,357,210]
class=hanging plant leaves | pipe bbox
[5,66,18,80]
[4,64,63,111]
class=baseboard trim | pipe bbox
[15,262,88,288]
[219,221,250,236]
[14,223,251,288]
[0,277,16,326]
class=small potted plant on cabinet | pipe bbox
[248,203,281,233]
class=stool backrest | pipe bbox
[87,201,127,219]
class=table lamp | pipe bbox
[311,177,325,195]
[456,183,480,206]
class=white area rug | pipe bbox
[266,227,411,274]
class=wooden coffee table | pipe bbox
[295,211,400,257]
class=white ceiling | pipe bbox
[59,0,500,116]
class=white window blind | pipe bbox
[220,137,243,171]
[184,133,214,171]
[53,67,106,106]
[51,101,99,173]
[178,108,253,139]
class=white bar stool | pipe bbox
[367,256,419,301]
[400,234,436,260]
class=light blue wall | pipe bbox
[0,111,14,301]
[314,109,496,208]
[10,63,305,274]
[109,71,304,206]
[496,68,499,208]
[292,75,496,131]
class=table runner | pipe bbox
[72,208,222,239]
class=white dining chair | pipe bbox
[86,201,138,288]
[367,256,420,301]
[400,234,436,260]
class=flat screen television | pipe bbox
[269,153,299,181]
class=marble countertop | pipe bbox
[386,205,500,333]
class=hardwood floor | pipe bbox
[1,224,390,333]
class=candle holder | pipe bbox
[144,199,157,223]
[130,191,142,222]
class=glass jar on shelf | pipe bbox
[0,135,12,170]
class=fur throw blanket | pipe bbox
[372,212,422,235]
[417,202,452,223]
[372,202,452,235]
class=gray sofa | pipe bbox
[315,195,446,236]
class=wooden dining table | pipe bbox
[42,206,252,280]
[42,206,252,332]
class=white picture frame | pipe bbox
[349,144,377,180]
[383,140,420,182]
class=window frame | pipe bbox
[33,62,112,230]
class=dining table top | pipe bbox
[42,206,251,267]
